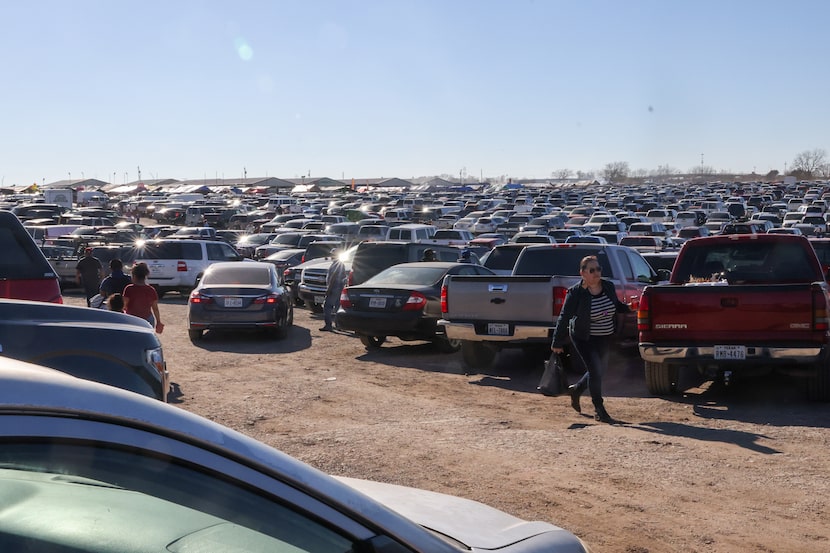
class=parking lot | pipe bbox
[63,290,830,553]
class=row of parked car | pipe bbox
[0,206,592,552]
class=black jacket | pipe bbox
[551,278,630,347]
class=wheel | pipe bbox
[274,304,294,339]
[644,361,678,395]
[359,335,386,348]
[433,335,462,353]
[806,358,830,401]
[460,341,496,371]
[188,329,203,341]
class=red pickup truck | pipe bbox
[638,233,830,401]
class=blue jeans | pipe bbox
[323,289,342,328]
[569,335,612,409]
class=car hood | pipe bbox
[335,476,587,552]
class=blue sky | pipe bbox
[1,1,828,187]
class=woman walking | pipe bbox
[123,262,164,334]
[551,255,632,423]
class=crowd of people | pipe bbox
[79,252,164,334]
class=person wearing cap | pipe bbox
[421,248,437,262]
[75,247,103,307]
[320,248,346,332]
[457,248,472,263]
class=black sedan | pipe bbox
[187,261,293,340]
[336,262,495,351]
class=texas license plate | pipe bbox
[714,345,746,360]
[369,297,387,308]
[224,297,243,308]
[487,323,510,336]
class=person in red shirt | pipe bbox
[122,262,164,334]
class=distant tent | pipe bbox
[504,183,523,190]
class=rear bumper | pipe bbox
[639,343,826,365]
[437,320,553,343]
[337,311,438,338]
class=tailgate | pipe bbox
[443,275,554,322]
[644,283,824,343]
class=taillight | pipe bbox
[552,286,568,316]
[403,291,427,311]
[254,294,280,304]
[637,293,651,331]
[441,283,448,313]
[347,270,354,286]
[189,291,213,304]
[177,260,187,272]
[339,289,352,308]
[812,285,828,331]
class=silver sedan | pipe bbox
[0,357,592,553]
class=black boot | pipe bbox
[567,385,581,413]
[594,405,614,424]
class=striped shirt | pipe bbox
[589,292,616,336]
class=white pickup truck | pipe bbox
[438,243,669,370]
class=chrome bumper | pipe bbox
[437,320,552,342]
[639,344,825,364]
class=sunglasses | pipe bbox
[583,266,601,274]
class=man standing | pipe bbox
[319,249,346,332]
[76,247,103,306]
[99,258,133,299]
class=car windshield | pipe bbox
[202,265,271,286]
[365,265,448,286]
[0,441,353,553]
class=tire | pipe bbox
[188,329,203,341]
[460,341,496,371]
[274,304,294,339]
[806,358,830,401]
[644,361,678,395]
[434,336,462,353]
[359,335,386,349]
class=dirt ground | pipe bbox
[66,291,830,553]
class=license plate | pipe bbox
[487,323,510,336]
[314,296,326,305]
[714,345,746,360]
[224,297,243,308]
[369,297,387,308]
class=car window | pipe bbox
[625,249,654,282]
[207,242,238,261]
[0,441,356,553]
[0,225,57,279]
[367,266,447,285]
[203,265,271,285]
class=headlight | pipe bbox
[145,347,166,383]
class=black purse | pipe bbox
[538,352,568,396]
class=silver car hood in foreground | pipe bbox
[336,476,589,553]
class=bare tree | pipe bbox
[630,168,649,179]
[791,149,827,177]
[603,161,630,181]
[551,169,571,180]
[690,165,716,176]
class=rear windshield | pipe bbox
[352,244,407,284]
[513,247,612,277]
[0,214,57,279]
[673,240,818,284]
[484,247,525,271]
[135,242,202,260]
[202,265,271,285]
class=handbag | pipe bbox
[538,352,568,396]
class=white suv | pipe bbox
[133,239,244,297]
